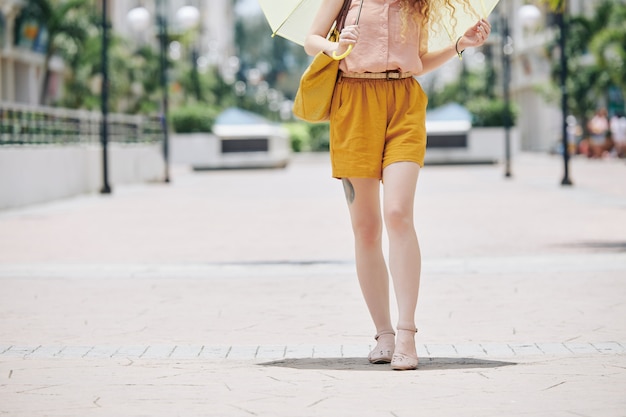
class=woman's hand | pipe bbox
[331,24,359,56]
[458,19,491,50]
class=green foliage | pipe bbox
[465,97,518,127]
[283,123,309,152]
[282,122,330,152]
[19,0,92,104]
[588,1,626,95]
[544,0,626,134]
[170,105,220,133]
[542,0,565,12]
[427,64,516,126]
[307,123,330,152]
[234,12,309,100]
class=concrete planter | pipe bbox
[0,143,165,210]
[171,125,290,170]
[425,126,520,165]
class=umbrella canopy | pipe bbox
[259,0,499,51]
[258,0,322,46]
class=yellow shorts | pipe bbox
[329,76,428,179]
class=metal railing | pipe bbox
[0,102,163,146]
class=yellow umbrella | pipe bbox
[258,0,499,51]
[258,0,324,46]
[259,0,362,59]
[427,0,500,51]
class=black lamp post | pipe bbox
[100,0,111,194]
[157,0,171,183]
[127,2,200,185]
[558,6,573,186]
[501,11,513,178]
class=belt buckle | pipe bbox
[386,70,400,80]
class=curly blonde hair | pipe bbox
[399,0,479,38]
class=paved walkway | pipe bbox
[1,153,625,416]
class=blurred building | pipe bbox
[504,0,608,152]
[0,0,65,104]
[0,0,236,106]
[0,0,617,154]
[112,0,235,70]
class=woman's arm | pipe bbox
[416,19,491,76]
[304,0,359,57]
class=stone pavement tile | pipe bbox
[197,346,229,359]
[256,345,286,360]
[141,345,176,359]
[284,344,315,358]
[341,344,371,358]
[1,355,625,417]
[58,346,94,359]
[226,345,258,360]
[169,345,203,359]
[564,342,602,354]
[83,346,118,359]
[2,268,626,347]
[6,343,626,361]
[424,343,457,357]
[416,344,429,358]
[312,344,342,358]
[480,343,516,356]
[26,346,63,359]
[453,343,488,357]
[536,343,573,355]
[112,346,149,359]
[591,341,625,354]
[508,343,544,355]
[2,346,36,358]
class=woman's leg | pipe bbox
[342,178,394,338]
[382,162,421,358]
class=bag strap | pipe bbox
[335,0,352,33]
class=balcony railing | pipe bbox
[0,102,163,146]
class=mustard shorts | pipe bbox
[329,76,428,179]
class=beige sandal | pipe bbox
[390,328,419,370]
[368,330,395,364]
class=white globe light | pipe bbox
[176,6,200,29]
[518,4,542,29]
[127,7,151,32]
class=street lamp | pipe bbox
[557,5,573,186]
[490,2,515,178]
[518,3,572,186]
[175,5,201,101]
[501,9,513,178]
[495,3,544,180]
[100,0,111,194]
[127,2,199,183]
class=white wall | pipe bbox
[170,132,291,170]
[425,127,520,165]
[0,143,165,210]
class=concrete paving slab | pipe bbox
[0,153,625,416]
[1,355,625,417]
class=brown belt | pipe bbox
[340,70,414,80]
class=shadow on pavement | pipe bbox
[259,357,516,371]
[558,240,626,252]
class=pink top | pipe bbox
[339,0,427,74]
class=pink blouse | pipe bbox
[339,0,427,74]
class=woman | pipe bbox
[304,0,491,370]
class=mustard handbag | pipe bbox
[292,0,359,123]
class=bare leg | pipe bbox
[342,178,394,345]
[382,162,421,362]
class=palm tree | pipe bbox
[18,0,91,105]
[589,1,626,96]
